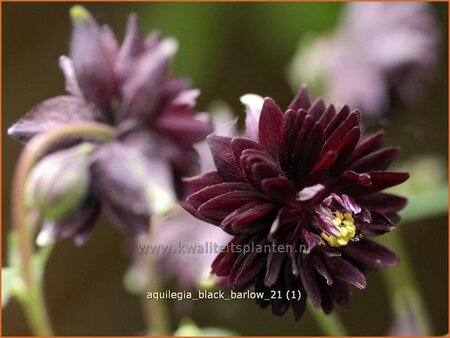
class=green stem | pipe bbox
[140,220,171,336]
[380,229,431,335]
[12,122,116,336]
[307,301,347,336]
[142,253,171,335]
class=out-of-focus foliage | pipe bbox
[2,232,53,307]
[174,317,238,336]
[389,156,448,222]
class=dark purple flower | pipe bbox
[9,6,210,245]
[182,86,409,320]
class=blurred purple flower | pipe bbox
[181,86,409,320]
[9,7,210,245]
[154,206,232,289]
[154,107,236,289]
[389,310,421,336]
[289,2,438,121]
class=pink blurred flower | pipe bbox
[289,2,438,122]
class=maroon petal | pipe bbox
[334,171,372,192]
[198,190,263,223]
[187,182,254,209]
[298,254,321,308]
[358,218,395,236]
[240,150,279,187]
[349,147,400,172]
[288,85,311,111]
[310,151,338,175]
[325,256,366,289]
[318,281,334,313]
[251,159,281,182]
[178,200,211,224]
[350,131,385,162]
[311,254,333,286]
[295,120,324,183]
[322,111,360,155]
[358,193,407,214]
[271,297,290,318]
[328,278,351,308]
[8,96,102,143]
[207,135,242,182]
[323,105,351,140]
[234,251,266,288]
[212,237,246,276]
[258,98,283,160]
[231,137,262,166]
[265,251,286,287]
[183,171,224,196]
[307,98,326,121]
[213,251,237,276]
[292,114,314,163]
[222,202,275,234]
[280,109,301,173]
[284,269,307,320]
[317,245,342,258]
[368,172,410,193]
[333,126,361,169]
[342,238,399,268]
[261,177,296,204]
[317,104,336,129]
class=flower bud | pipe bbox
[25,143,94,221]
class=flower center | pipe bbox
[320,211,356,247]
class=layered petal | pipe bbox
[8,96,102,143]
[180,86,408,321]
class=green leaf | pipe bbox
[388,155,448,222]
[199,327,239,336]
[399,186,448,223]
[2,267,25,307]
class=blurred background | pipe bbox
[2,2,448,335]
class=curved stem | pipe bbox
[12,122,116,335]
[307,301,347,336]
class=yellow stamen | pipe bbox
[321,211,356,247]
